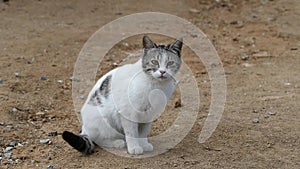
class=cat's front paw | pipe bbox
[141,142,153,152]
[128,146,143,155]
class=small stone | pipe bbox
[122,42,129,47]
[189,8,200,14]
[284,82,291,86]
[49,131,58,137]
[268,111,276,115]
[230,21,244,28]
[55,144,62,149]
[4,152,12,158]
[12,108,17,113]
[290,47,298,50]
[242,53,249,60]
[47,165,54,169]
[253,51,271,58]
[9,141,17,147]
[15,72,20,77]
[80,96,84,100]
[252,118,260,124]
[5,147,13,152]
[174,98,182,108]
[69,76,79,82]
[40,139,51,144]
[5,125,13,129]
[57,80,63,83]
[0,79,3,84]
[36,112,45,115]
[242,63,254,68]
[40,76,47,81]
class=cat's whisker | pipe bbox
[170,75,180,85]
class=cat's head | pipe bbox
[142,35,183,81]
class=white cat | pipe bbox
[63,35,183,155]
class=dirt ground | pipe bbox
[0,0,299,168]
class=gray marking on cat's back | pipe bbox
[100,74,112,98]
[88,75,112,106]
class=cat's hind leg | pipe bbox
[62,131,95,154]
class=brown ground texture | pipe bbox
[0,0,299,168]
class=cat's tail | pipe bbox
[62,131,95,154]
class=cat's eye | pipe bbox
[151,60,159,65]
[167,61,175,66]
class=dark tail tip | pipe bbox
[62,131,87,153]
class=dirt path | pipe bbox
[0,0,299,168]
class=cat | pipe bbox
[62,35,183,155]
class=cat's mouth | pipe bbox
[158,76,167,79]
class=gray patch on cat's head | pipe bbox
[142,35,183,80]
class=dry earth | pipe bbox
[0,0,299,168]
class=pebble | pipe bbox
[253,51,271,58]
[15,72,20,77]
[252,118,260,124]
[40,139,51,144]
[0,79,3,84]
[49,131,58,137]
[55,144,62,149]
[9,141,17,147]
[47,165,54,169]
[69,76,79,82]
[57,80,63,83]
[12,108,17,113]
[5,147,13,152]
[268,111,276,115]
[80,96,84,100]
[122,42,129,47]
[36,112,45,115]
[242,53,249,60]
[4,152,12,158]
[189,8,200,14]
[40,76,47,81]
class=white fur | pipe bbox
[80,59,176,155]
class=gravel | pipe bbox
[252,118,260,124]
[4,152,12,158]
[39,139,51,144]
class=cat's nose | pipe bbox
[159,70,166,75]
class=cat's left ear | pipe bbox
[143,35,157,50]
[168,38,183,56]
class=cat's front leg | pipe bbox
[121,117,143,155]
[138,123,153,152]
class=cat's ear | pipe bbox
[168,38,183,56]
[143,35,156,50]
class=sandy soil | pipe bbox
[0,0,299,168]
